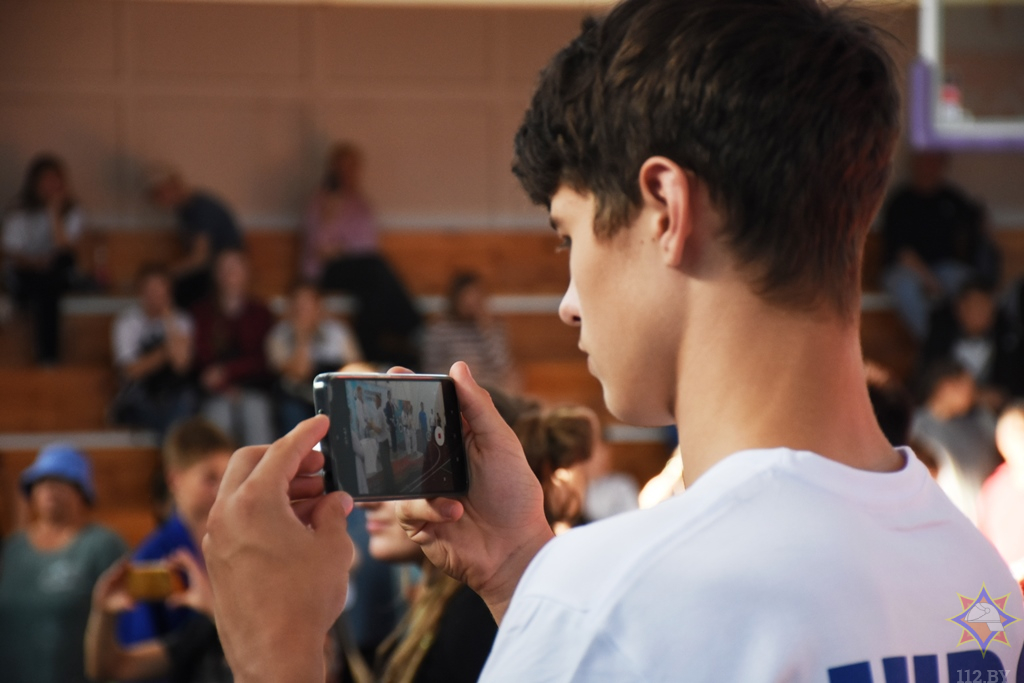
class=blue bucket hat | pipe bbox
[19,443,96,505]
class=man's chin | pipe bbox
[601,385,675,428]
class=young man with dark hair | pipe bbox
[201,0,1023,680]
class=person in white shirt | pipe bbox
[265,282,362,434]
[110,264,195,438]
[199,0,1024,681]
[2,154,85,364]
[369,393,396,493]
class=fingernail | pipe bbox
[440,501,457,519]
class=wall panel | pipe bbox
[319,7,492,88]
[0,0,119,85]
[0,2,1021,230]
[129,2,307,83]
[0,94,123,215]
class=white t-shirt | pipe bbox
[2,208,84,258]
[482,448,1024,682]
[265,318,361,372]
[111,305,193,368]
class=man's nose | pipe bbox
[559,277,581,327]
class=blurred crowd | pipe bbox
[0,385,647,683]
[2,146,520,444]
[0,145,645,683]
[4,143,1024,682]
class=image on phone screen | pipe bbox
[314,374,467,499]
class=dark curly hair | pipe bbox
[513,0,900,319]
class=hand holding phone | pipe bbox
[393,363,554,624]
[313,372,469,501]
[202,415,355,683]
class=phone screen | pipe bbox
[313,373,468,500]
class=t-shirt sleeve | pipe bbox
[95,528,128,570]
[112,313,139,367]
[265,322,291,371]
[2,213,27,254]
[64,207,85,243]
[480,595,642,683]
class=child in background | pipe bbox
[118,418,233,646]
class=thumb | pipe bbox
[310,491,354,533]
[449,361,508,437]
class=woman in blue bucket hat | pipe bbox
[0,443,126,683]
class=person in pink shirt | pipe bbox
[301,143,420,368]
[978,402,1024,578]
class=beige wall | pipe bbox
[0,0,1021,231]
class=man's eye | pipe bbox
[555,236,572,253]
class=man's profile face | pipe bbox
[551,185,674,426]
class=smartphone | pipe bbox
[125,563,184,602]
[313,373,469,501]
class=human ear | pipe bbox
[637,157,692,268]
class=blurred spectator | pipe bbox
[110,263,196,438]
[364,398,591,682]
[193,249,275,446]
[514,406,594,529]
[267,282,362,434]
[881,152,999,340]
[422,272,517,389]
[2,154,86,364]
[362,502,496,683]
[977,403,1024,579]
[0,444,126,683]
[301,142,421,367]
[118,419,232,656]
[571,408,641,522]
[148,166,245,311]
[921,278,1024,409]
[85,550,226,683]
[911,358,1000,522]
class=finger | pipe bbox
[310,491,355,533]
[96,558,130,594]
[296,448,325,475]
[387,366,414,375]
[448,362,512,440]
[396,497,463,530]
[218,444,270,497]
[291,497,322,527]
[288,475,325,501]
[167,549,202,579]
[249,415,331,492]
[165,592,187,609]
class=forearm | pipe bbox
[166,332,192,372]
[178,235,211,272]
[123,348,169,381]
[83,609,122,680]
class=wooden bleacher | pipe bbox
[8,224,1022,543]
